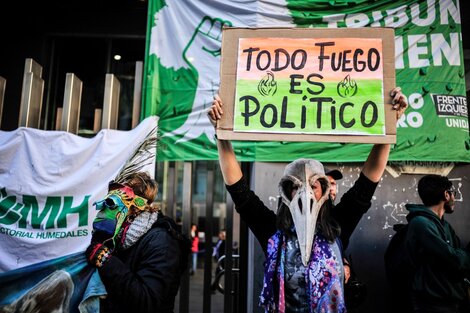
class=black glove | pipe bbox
[85,243,112,268]
[90,229,113,244]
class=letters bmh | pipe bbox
[233,37,385,136]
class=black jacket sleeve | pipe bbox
[331,172,378,250]
[98,228,181,313]
[226,176,277,253]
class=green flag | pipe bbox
[143,0,469,163]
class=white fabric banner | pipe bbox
[0,116,158,272]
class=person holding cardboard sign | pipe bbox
[208,87,407,313]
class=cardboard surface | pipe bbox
[218,27,396,144]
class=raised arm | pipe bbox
[362,87,408,182]
[208,96,278,248]
[334,87,408,247]
[208,95,243,186]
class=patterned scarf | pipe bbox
[119,211,159,250]
[260,230,346,313]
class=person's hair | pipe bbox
[317,198,341,241]
[277,179,340,242]
[417,174,452,206]
[122,172,158,212]
[191,223,199,236]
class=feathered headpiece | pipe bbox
[113,125,158,185]
[92,125,158,249]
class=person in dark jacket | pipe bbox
[85,172,189,313]
[207,87,408,312]
[405,174,470,313]
[211,229,226,292]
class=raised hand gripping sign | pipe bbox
[218,27,396,144]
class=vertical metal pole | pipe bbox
[238,162,251,313]
[18,59,44,128]
[224,194,235,313]
[60,73,82,134]
[0,76,5,128]
[55,108,63,131]
[25,58,42,77]
[166,161,176,219]
[203,161,215,313]
[238,217,249,313]
[232,203,242,313]
[161,161,169,216]
[101,74,120,129]
[179,161,192,313]
[93,109,102,132]
[131,61,143,129]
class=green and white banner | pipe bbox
[144,0,469,162]
[0,117,158,272]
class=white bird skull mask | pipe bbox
[279,159,330,266]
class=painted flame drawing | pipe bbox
[258,71,277,96]
[337,75,358,98]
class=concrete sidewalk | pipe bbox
[174,267,225,313]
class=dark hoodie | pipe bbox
[405,204,470,303]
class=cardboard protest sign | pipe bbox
[218,27,396,143]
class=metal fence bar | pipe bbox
[101,74,120,129]
[24,58,42,77]
[224,194,235,313]
[55,108,63,131]
[203,162,215,313]
[18,59,44,128]
[165,161,176,219]
[93,109,102,133]
[60,73,82,134]
[179,161,192,313]
[0,76,5,128]
[131,61,143,129]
